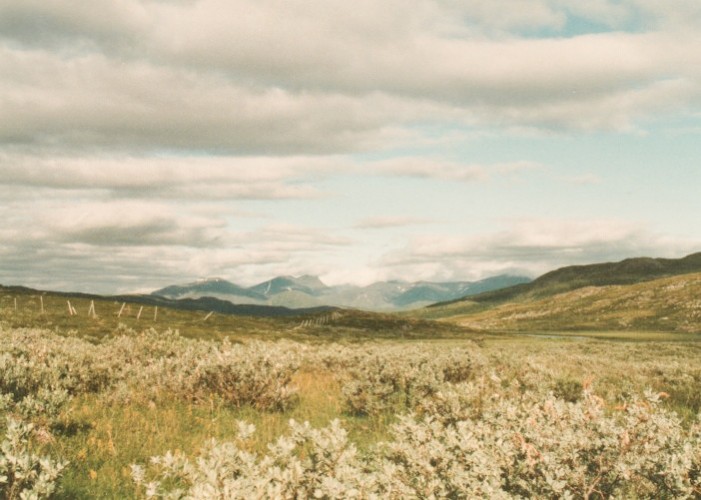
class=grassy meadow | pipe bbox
[3,286,701,498]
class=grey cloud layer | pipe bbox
[0,194,353,293]
[0,155,342,199]
[2,0,701,158]
[1,0,700,292]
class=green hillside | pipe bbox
[425,252,701,318]
[0,284,470,341]
[444,271,701,333]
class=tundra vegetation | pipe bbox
[2,291,701,498]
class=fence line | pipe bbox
[295,311,342,329]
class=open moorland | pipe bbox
[3,254,701,499]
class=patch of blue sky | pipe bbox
[343,116,701,236]
[518,8,648,39]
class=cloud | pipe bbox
[0,200,353,292]
[354,216,433,229]
[0,48,416,154]
[380,218,700,281]
[0,1,698,294]
[371,157,541,181]
[1,0,700,160]
[46,201,229,247]
[0,197,229,248]
[372,158,488,181]
[566,173,602,185]
[438,0,566,33]
[0,154,350,199]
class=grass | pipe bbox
[0,287,472,343]
[5,284,701,497]
[496,330,701,342]
[48,368,395,498]
[32,332,701,497]
[0,289,286,342]
[433,272,701,334]
[425,251,701,313]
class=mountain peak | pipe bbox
[152,277,264,301]
[250,275,328,297]
[195,277,227,284]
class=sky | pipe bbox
[1,0,700,294]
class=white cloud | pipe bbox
[372,158,488,181]
[0,153,350,199]
[0,47,417,154]
[380,218,700,281]
[2,1,700,158]
[46,201,228,247]
[371,158,541,182]
[566,173,602,185]
[0,196,354,292]
[354,216,433,229]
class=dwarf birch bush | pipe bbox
[0,325,301,412]
[6,321,701,498]
[0,327,113,396]
[100,330,301,410]
[383,388,701,498]
[339,344,485,416]
[0,417,67,499]
[132,419,385,499]
[137,388,701,499]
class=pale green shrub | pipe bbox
[0,354,72,426]
[383,388,701,498]
[0,327,113,395]
[0,326,301,412]
[132,419,385,499]
[191,343,300,410]
[100,331,301,410]
[0,417,67,499]
[340,344,484,416]
[137,388,701,499]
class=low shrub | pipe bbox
[0,417,67,499]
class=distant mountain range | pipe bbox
[152,274,532,311]
[5,251,701,331]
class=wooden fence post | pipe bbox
[40,296,44,314]
[136,306,143,320]
[117,302,126,318]
[203,311,214,321]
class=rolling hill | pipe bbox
[414,251,701,333]
[445,271,701,333]
[0,283,472,341]
[429,252,701,315]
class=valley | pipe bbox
[2,251,701,498]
